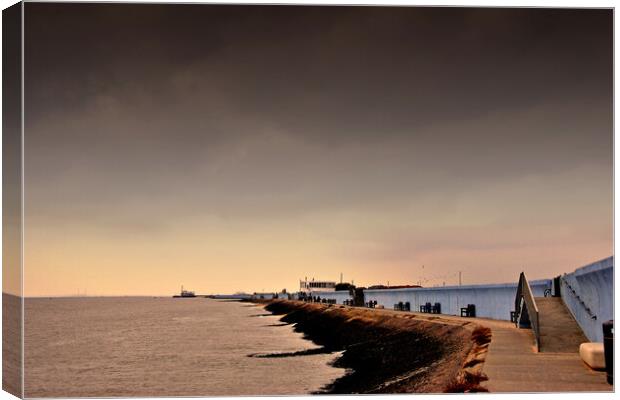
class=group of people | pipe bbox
[299,294,337,304]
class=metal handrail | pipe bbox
[561,277,597,320]
[515,272,541,352]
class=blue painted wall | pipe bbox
[312,256,614,336]
[560,256,613,342]
[363,280,551,321]
[316,279,552,321]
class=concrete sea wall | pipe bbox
[312,257,613,339]
[364,281,552,321]
[315,280,552,321]
[560,256,613,342]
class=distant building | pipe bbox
[299,279,336,294]
[275,289,290,299]
[209,293,252,300]
[252,292,276,300]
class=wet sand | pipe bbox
[264,300,492,393]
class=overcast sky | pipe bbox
[22,4,612,296]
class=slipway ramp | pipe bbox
[514,272,588,352]
[536,296,589,353]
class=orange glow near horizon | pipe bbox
[21,162,612,297]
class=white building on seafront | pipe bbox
[299,278,336,294]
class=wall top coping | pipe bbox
[567,256,613,277]
[310,279,552,296]
[309,257,613,297]
[362,279,552,294]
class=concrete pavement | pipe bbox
[479,317,610,392]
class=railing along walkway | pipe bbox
[515,272,541,351]
[561,277,597,320]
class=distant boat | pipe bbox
[173,285,197,298]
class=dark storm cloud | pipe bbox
[24,4,612,188]
[26,5,611,139]
[22,4,613,295]
[24,6,612,227]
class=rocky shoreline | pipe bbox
[262,300,491,393]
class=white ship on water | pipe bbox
[173,285,197,298]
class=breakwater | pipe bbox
[264,300,492,393]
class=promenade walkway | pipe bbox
[371,308,610,392]
[477,317,609,392]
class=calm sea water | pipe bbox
[24,297,345,397]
